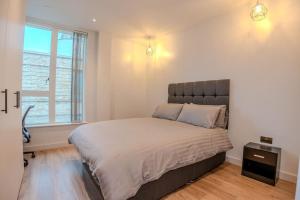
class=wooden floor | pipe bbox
[19,147,296,200]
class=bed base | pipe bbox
[81,152,226,200]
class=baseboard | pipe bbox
[24,141,71,152]
[226,155,242,166]
[279,170,298,183]
[226,155,297,183]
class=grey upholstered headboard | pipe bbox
[168,79,230,125]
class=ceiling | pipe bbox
[26,0,249,37]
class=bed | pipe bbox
[69,79,232,200]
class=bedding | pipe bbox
[152,103,183,120]
[69,118,232,200]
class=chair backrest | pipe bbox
[22,105,34,129]
[22,105,34,143]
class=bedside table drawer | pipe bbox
[244,148,277,166]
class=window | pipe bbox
[56,32,73,123]
[22,24,87,126]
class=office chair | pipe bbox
[23,105,35,167]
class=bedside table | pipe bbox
[242,142,281,185]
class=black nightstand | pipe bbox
[242,142,281,185]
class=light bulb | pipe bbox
[251,2,268,21]
[146,46,154,56]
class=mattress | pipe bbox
[69,117,233,200]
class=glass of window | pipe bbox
[55,31,73,123]
[22,25,52,125]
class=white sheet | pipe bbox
[69,118,233,200]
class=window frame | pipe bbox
[22,21,86,126]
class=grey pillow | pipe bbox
[177,104,222,128]
[215,105,227,128]
[152,103,183,120]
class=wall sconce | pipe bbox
[146,36,154,56]
[251,0,268,21]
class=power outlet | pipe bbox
[260,136,273,144]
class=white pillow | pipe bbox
[152,103,183,120]
[177,104,222,128]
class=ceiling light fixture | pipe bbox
[251,0,268,21]
[146,36,154,56]
[92,18,97,23]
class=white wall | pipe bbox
[145,0,300,182]
[84,31,98,122]
[110,38,147,119]
[96,32,112,121]
[24,124,82,151]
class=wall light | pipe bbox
[251,0,268,21]
[146,36,154,56]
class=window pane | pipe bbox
[22,26,52,91]
[55,32,73,123]
[22,96,49,125]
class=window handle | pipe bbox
[1,89,8,114]
[46,77,50,84]
[13,91,20,109]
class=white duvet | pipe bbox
[69,118,233,200]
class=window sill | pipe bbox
[27,121,88,129]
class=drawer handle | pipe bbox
[253,154,265,159]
